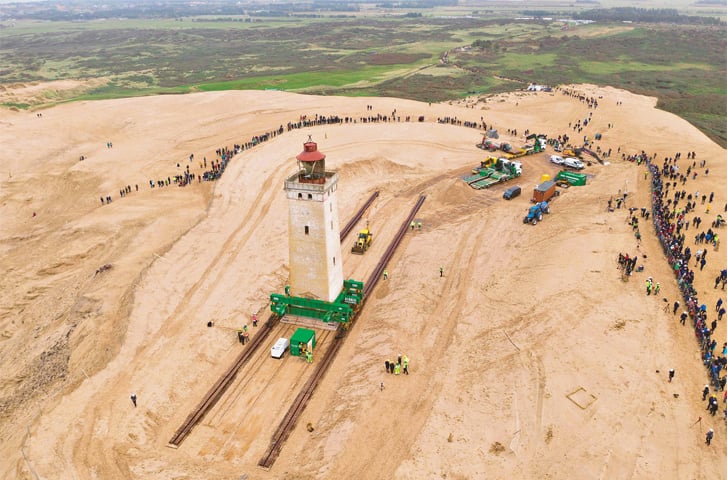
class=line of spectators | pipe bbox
[648,158,727,403]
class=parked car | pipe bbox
[271,337,289,359]
[564,157,585,170]
[550,155,565,165]
[503,185,522,200]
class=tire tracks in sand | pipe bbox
[159,169,284,330]
[320,197,490,480]
[68,161,289,478]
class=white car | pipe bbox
[564,157,585,170]
[550,155,565,165]
[271,337,289,359]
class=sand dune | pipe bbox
[0,85,725,479]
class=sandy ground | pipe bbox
[0,84,725,480]
[0,79,108,107]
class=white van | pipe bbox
[564,157,584,170]
[271,337,289,359]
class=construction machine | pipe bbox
[473,156,499,173]
[562,146,584,158]
[477,138,499,151]
[351,228,373,254]
[523,201,550,225]
[525,133,547,153]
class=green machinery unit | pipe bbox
[270,279,364,326]
[525,133,547,153]
[290,328,316,356]
[556,170,587,186]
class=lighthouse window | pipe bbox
[330,203,332,212]
[305,226,309,235]
[333,256,336,266]
[331,221,333,230]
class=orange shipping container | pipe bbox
[533,180,556,203]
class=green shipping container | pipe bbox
[290,328,316,357]
[556,170,587,186]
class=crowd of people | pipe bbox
[436,116,485,130]
[102,96,630,209]
[557,87,601,109]
[96,106,497,206]
[645,152,727,436]
[384,354,410,377]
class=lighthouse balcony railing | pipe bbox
[284,171,338,191]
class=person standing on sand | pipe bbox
[130,393,137,407]
[703,384,710,401]
[706,428,714,445]
[669,369,675,382]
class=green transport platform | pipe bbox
[463,158,522,190]
[556,170,587,186]
[269,279,364,327]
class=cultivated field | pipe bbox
[1,2,725,145]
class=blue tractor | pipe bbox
[523,201,550,225]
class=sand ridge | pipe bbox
[0,85,725,479]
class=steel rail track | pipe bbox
[168,314,279,447]
[167,193,381,448]
[258,194,426,468]
[340,190,379,241]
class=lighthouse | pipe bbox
[284,137,344,302]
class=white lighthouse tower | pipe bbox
[284,137,344,302]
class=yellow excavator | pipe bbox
[351,228,373,254]
[562,147,583,158]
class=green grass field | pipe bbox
[1,13,725,146]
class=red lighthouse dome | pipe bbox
[296,136,326,182]
[296,139,326,163]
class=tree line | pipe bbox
[573,8,723,25]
